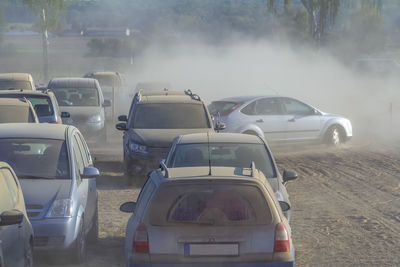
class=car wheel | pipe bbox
[88,207,99,243]
[71,219,87,263]
[325,125,343,146]
[24,240,33,267]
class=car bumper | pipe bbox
[31,217,79,251]
[125,148,169,175]
[129,262,294,267]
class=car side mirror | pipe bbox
[215,122,226,132]
[116,122,128,131]
[81,166,100,178]
[0,210,24,226]
[103,99,112,107]
[283,169,298,183]
[279,201,291,212]
[120,201,136,213]
[61,111,70,118]
[118,115,128,122]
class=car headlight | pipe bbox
[129,141,148,154]
[88,114,102,123]
[46,199,73,218]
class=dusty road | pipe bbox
[35,144,400,266]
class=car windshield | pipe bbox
[0,95,54,117]
[0,139,70,179]
[0,81,32,90]
[52,87,99,106]
[168,143,276,178]
[148,182,272,226]
[208,101,239,115]
[132,103,210,129]
[0,105,34,123]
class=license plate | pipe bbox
[185,243,239,256]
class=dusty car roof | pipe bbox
[140,91,203,104]
[165,166,264,179]
[86,71,120,76]
[48,78,97,88]
[0,123,69,140]
[0,73,33,81]
[178,132,264,144]
[216,95,280,103]
[0,98,30,107]
[0,90,48,96]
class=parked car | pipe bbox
[209,95,352,146]
[47,78,111,143]
[0,123,99,263]
[0,161,34,267]
[0,98,39,123]
[0,89,69,124]
[116,90,219,183]
[165,132,298,220]
[120,165,294,267]
[0,73,36,91]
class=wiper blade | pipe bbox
[18,175,54,179]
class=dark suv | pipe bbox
[116,90,215,184]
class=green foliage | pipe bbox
[86,38,132,57]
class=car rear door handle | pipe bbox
[288,118,295,122]
[256,119,263,123]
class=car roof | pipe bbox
[48,78,97,88]
[0,123,70,140]
[85,71,121,77]
[0,90,48,97]
[215,95,280,103]
[0,98,30,107]
[139,90,203,104]
[0,73,33,81]
[0,161,13,169]
[177,132,264,144]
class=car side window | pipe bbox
[240,101,256,115]
[78,133,93,166]
[254,98,281,115]
[282,98,313,115]
[75,134,90,166]
[28,107,36,122]
[73,137,85,182]
[0,169,17,212]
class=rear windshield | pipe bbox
[148,182,272,226]
[0,95,54,117]
[0,139,70,179]
[52,87,99,107]
[131,103,210,129]
[0,105,35,123]
[0,81,32,90]
[168,143,276,178]
[208,101,238,115]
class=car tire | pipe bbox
[24,240,33,267]
[88,207,99,243]
[325,125,343,146]
[71,219,87,263]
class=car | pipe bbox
[47,78,111,143]
[0,161,34,267]
[0,123,99,263]
[120,165,295,267]
[115,89,219,183]
[0,89,69,124]
[0,98,39,123]
[209,95,353,146]
[164,132,298,220]
[0,73,36,91]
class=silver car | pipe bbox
[120,165,294,266]
[47,78,111,143]
[165,133,298,220]
[209,95,352,146]
[0,123,99,263]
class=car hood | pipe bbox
[131,128,213,147]
[19,179,72,219]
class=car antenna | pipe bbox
[207,131,212,176]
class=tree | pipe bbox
[22,0,69,81]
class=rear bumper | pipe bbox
[130,262,294,267]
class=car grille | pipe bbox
[26,204,43,218]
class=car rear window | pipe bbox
[131,103,210,129]
[208,101,239,115]
[0,105,31,123]
[0,81,32,90]
[148,182,272,226]
[52,87,99,107]
[0,95,54,117]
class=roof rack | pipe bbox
[184,89,201,101]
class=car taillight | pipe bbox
[133,223,149,253]
[221,102,243,116]
[274,223,290,252]
[50,121,58,124]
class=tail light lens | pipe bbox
[222,102,243,116]
[274,223,290,252]
[133,223,149,253]
[50,121,58,124]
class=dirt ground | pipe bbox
[34,142,400,267]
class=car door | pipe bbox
[280,97,322,141]
[248,98,287,142]
[0,168,23,266]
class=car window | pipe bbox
[77,133,92,166]
[130,103,210,129]
[169,143,276,178]
[254,98,281,115]
[73,137,85,175]
[0,105,31,123]
[208,101,239,115]
[1,169,19,207]
[52,87,99,107]
[29,96,54,117]
[75,134,89,166]
[0,139,70,179]
[148,182,272,226]
[0,81,32,90]
[240,101,256,115]
[0,169,16,212]
[282,98,313,115]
